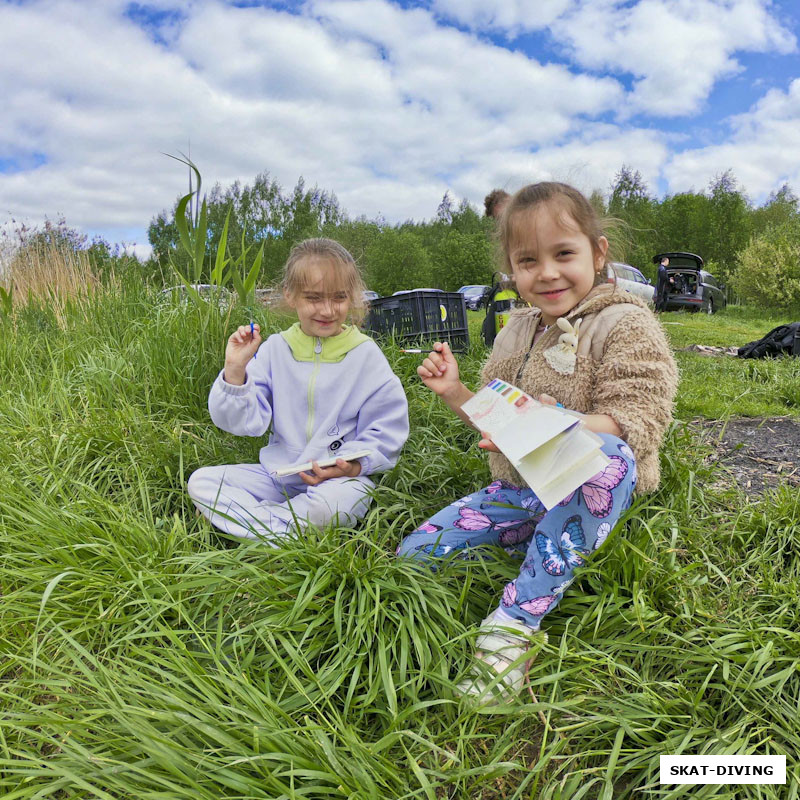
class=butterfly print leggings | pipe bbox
[397,434,637,629]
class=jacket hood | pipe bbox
[280,322,371,363]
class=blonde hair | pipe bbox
[279,238,368,324]
[498,182,617,288]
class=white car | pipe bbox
[608,262,655,304]
[159,283,233,308]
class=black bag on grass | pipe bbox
[737,323,800,359]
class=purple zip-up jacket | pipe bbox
[208,323,409,485]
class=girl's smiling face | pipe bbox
[508,207,608,326]
[285,258,352,338]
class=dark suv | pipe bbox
[652,252,726,314]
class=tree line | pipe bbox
[6,164,798,311]
[146,165,800,309]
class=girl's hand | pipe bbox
[417,342,461,398]
[224,324,262,385]
[478,430,501,453]
[537,394,558,406]
[299,458,362,486]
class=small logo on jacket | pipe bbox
[329,439,343,453]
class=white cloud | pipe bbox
[553,0,796,116]
[666,78,800,199]
[431,0,571,35]
[431,0,797,117]
[0,0,797,249]
[0,0,626,239]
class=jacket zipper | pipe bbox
[306,337,322,442]
[515,314,547,384]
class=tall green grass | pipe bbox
[1,284,798,798]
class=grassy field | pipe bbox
[1,284,799,799]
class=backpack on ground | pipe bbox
[737,322,800,359]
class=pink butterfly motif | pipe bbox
[453,508,531,543]
[414,521,443,534]
[487,480,515,494]
[558,455,628,518]
[498,521,535,546]
[502,580,517,607]
[519,595,557,616]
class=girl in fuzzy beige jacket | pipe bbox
[398,182,678,703]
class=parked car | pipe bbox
[607,262,655,304]
[363,290,380,302]
[457,284,490,311]
[652,252,726,314]
[255,287,281,306]
[159,283,233,308]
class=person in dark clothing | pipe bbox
[655,256,670,311]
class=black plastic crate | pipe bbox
[364,291,469,351]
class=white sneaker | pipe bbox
[456,609,547,704]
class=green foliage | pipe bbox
[751,184,800,235]
[169,154,210,291]
[431,230,494,290]
[730,222,800,311]
[145,162,800,308]
[165,155,266,305]
[607,166,658,276]
[149,169,343,289]
[2,286,800,798]
[706,170,751,282]
[0,284,12,318]
[654,192,711,260]
[364,228,433,294]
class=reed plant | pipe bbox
[0,234,109,331]
[1,281,798,798]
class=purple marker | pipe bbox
[250,320,257,359]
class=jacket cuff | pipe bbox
[337,450,374,476]
[215,369,253,396]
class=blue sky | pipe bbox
[1,0,799,257]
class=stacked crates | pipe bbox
[364,291,469,351]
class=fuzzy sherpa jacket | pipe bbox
[479,284,678,493]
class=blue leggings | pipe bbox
[397,434,637,629]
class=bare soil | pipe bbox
[691,416,800,493]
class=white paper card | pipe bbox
[462,379,610,509]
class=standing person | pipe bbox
[398,182,678,702]
[188,238,409,544]
[484,189,511,220]
[655,256,670,311]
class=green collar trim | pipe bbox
[280,322,371,362]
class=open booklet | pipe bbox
[461,379,610,509]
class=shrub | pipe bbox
[730,222,800,311]
[363,229,433,295]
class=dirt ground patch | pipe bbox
[691,416,800,493]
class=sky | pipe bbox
[1,0,799,258]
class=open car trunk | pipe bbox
[666,269,701,298]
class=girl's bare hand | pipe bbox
[537,393,558,406]
[417,342,461,398]
[478,430,501,453]
[299,458,362,486]
[224,324,262,383]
